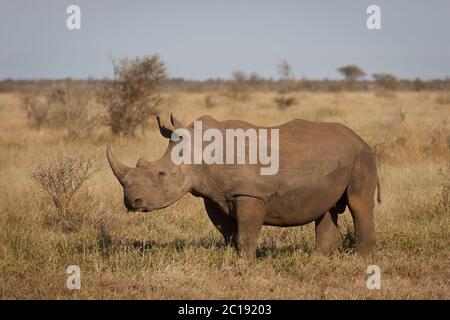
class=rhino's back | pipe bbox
[215,117,367,170]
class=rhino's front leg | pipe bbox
[233,196,265,259]
[203,198,237,245]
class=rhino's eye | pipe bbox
[158,170,166,177]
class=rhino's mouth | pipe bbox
[126,197,152,213]
[127,206,151,213]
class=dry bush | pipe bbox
[47,84,102,139]
[327,81,344,92]
[277,60,297,93]
[374,88,397,98]
[30,154,97,222]
[204,94,216,109]
[20,94,49,130]
[313,106,342,122]
[432,184,450,218]
[435,92,450,105]
[247,72,267,89]
[20,84,102,138]
[227,71,250,101]
[273,94,297,109]
[373,74,398,98]
[409,164,450,222]
[421,120,450,157]
[412,78,427,91]
[98,55,166,136]
[371,134,408,163]
[373,73,398,91]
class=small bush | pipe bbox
[98,55,166,136]
[47,84,102,139]
[313,107,341,122]
[20,94,49,130]
[373,73,398,91]
[277,60,296,93]
[412,78,427,91]
[327,81,344,93]
[227,71,250,101]
[274,95,297,109]
[435,92,450,105]
[432,185,450,217]
[204,94,216,109]
[374,89,397,98]
[30,154,97,218]
[21,84,101,138]
[410,165,450,222]
[422,120,450,157]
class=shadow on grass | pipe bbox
[122,237,228,253]
[256,242,313,258]
[121,237,316,258]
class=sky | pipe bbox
[1,0,449,80]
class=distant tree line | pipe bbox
[166,76,449,92]
[1,63,450,93]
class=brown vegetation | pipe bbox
[0,79,449,299]
[98,55,166,136]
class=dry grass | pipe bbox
[0,89,449,299]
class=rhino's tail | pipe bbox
[376,179,382,204]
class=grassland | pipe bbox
[0,89,449,299]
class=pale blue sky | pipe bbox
[1,0,449,80]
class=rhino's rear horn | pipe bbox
[106,147,130,185]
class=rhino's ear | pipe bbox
[136,157,150,167]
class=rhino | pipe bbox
[107,114,381,258]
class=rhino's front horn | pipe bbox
[106,147,130,185]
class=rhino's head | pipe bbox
[107,115,192,212]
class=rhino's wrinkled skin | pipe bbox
[107,115,381,258]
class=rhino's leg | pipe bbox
[347,151,377,255]
[233,196,265,259]
[203,199,237,245]
[315,211,339,255]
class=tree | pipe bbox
[412,78,426,91]
[337,65,366,81]
[228,71,250,101]
[98,55,166,136]
[278,60,295,80]
[277,60,296,93]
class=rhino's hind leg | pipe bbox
[204,199,237,245]
[347,151,377,255]
[315,211,339,255]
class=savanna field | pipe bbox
[0,87,449,299]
